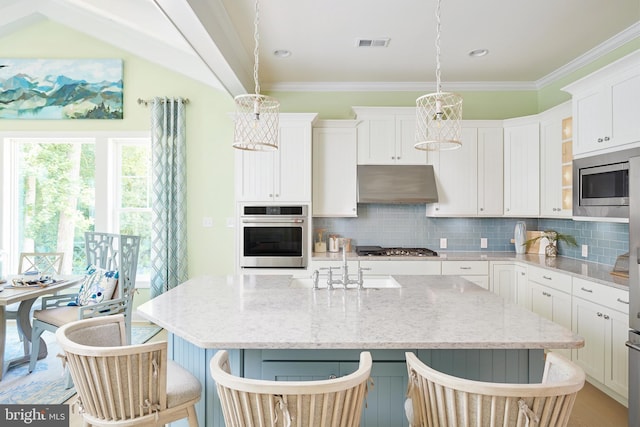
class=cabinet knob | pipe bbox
[269,194,273,197]
[480,208,484,211]
[604,137,610,141]
[597,312,603,317]
[275,194,279,197]
[391,156,396,160]
[597,138,603,143]
[397,156,401,159]
[604,314,610,320]
[328,374,337,379]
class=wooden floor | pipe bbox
[569,381,628,427]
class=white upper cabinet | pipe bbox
[503,118,540,217]
[426,123,503,217]
[563,50,640,157]
[353,107,426,165]
[312,121,358,217]
[426,127,478,216]
[477,127,504,216]
[539,102,572,218]
[235,113,317,202]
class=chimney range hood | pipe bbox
[357,165,439,204]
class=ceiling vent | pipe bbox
[356,38,390,48]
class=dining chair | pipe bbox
[404,351,585,427]
[8,252,66,356]
[29,231,140,374]
[56,314,200,427]
[210,349,373,427]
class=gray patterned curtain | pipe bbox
[150,97,187,297]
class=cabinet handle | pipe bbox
[604,137,610,141]
[617,298,629,305]
[604,314,610,320]
[460,267,472,270]
[580,287,593,293]
[597,312,603,317]
[542,275,552,280]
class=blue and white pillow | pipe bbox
[74,265,119,306]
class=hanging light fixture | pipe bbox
[233,0,280,151]
[415,0,463,151]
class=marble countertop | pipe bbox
[137,274,583,351]
[313,251,628,290]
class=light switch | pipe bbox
[581,245,588,257]
[440,238,447,249]
[202,217,213,228]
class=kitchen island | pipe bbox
[137,274,583,427]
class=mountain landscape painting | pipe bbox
[0,58,123,119]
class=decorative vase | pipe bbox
[545,242,558,257]
[514,221,526,254]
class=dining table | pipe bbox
[0,274,83,380]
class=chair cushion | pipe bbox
[166,360,202,408]
[75,265,119,306]
[34,306,80,327]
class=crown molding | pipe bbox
[535,21,640,89]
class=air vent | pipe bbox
[356,38,390,48]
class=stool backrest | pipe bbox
[210,350,373,427]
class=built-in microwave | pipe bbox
[573,147,640,219]
[239,204,308,268]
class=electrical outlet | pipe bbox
[481,238,488,249]
[226,217,235,228]
[440,238,447,249]
[581,244,588,257]
[202,217,213,228]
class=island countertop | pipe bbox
[137,274,583,351]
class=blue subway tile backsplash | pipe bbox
[313,204,628,267]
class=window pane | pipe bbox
[16,140,95,274]
[118,141,152,279]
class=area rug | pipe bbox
[0,323,162,404]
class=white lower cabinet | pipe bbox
[358,260,441,275]
[442,261,489,289]
[572,278,629,403]
[528,281,572,360]
[490,262,517,303]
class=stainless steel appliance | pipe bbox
[239,204,308,268]
[627,155,640,426]
[573,148,640,219]
[356,246,438,257]
[357,165,439,204]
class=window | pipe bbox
[0,132,151,286]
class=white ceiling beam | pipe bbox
[153,0,252,97]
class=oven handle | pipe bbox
[242,218,305,224]
[626,341,640,352]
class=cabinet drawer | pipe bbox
[441,261,488,275]
[573,277,629,314]
[527,266,572,293]
[359,260,441,275]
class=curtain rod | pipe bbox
[137,98,190,106]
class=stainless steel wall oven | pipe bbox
[239,204,308,268]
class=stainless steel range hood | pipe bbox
[357,165,438,204]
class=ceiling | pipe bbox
[1,0,639,97]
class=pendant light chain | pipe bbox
[434,0,442,95]
[253,0,261,95]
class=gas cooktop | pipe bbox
[355,246,438,257]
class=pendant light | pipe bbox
[233,0,280,151]
[415,0,463,151]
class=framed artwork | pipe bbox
[0,58,123,119]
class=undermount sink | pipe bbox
[289,275,401,289]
